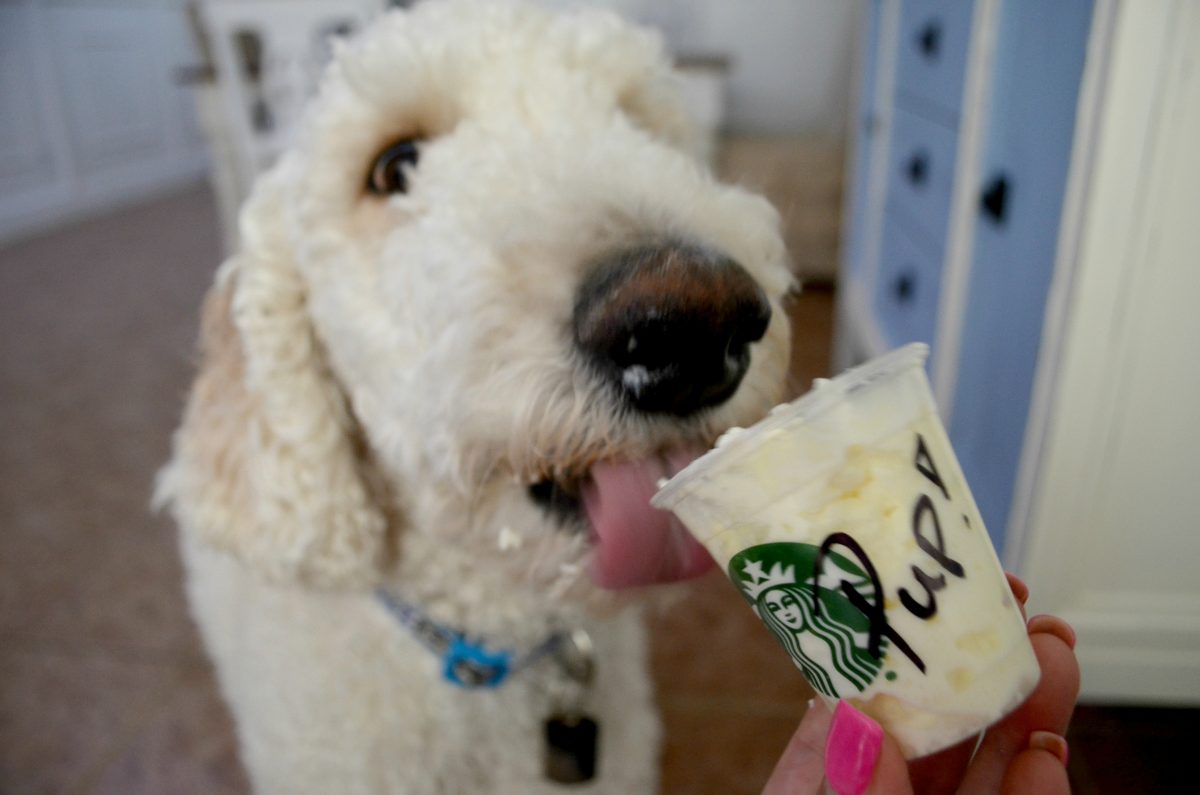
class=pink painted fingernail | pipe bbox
[824,701,883,795]
[1029,731,1070,767]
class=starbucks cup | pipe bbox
[652,344,1039,758]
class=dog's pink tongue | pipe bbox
[583,451,714,589]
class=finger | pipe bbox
[905,734,977,795]
[1026,614,1076,650]
[903,577,1030,795]
[861,730,914,795]
[824,701,913,795]
[762,699,833,795]
[958,617,1080,791]
[1006,572,1030,620]
[1000,733,1071,795]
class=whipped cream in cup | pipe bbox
[652,343,1039,758]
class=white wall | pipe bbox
[548,0,859,135]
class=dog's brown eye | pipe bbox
[367,139,420,195]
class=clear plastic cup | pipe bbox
[652,343,1039,758]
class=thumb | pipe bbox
[824,701,913,795]
[1000,732,1071,795]
[762,700,834,795]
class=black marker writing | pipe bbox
[898,436,965,617]
[914,433,949,500]
[899,565,946,619]
[910,493,964,578]
[813,532,926,673]
[807,433,970,677]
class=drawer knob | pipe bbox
[981,173,1011,225]
[906,151,930,186]
[917,19,942,60]
[893,270,917,304]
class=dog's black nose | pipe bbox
[573,242,772,417]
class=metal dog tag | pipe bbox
[543,629,599,784]
[544,714,598,784]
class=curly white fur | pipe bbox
[158,1,795,792]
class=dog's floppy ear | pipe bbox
[158,174,388,588]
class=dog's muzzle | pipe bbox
[573,242,772,417]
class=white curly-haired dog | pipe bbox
[159,1,794,792]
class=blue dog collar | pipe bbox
[444,636,512,688]
[376,589,563,689]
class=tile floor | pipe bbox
[1,144,1190,793]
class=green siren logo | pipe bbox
[730,542,886,697]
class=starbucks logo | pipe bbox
[730,542,887,697]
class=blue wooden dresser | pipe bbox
[835,0,1098,558]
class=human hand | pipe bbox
[762,573,1080,795]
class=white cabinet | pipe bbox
[838,0,1200,703]
[0,3,72,223]
[51,7,168,178]
[0,1,208,244]
[0,6,52,188]
[1016,0,1200,704]
[194,0,386,253]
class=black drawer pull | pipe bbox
[981,173,1011,225]
[893,270,917,304]
[906,151,930,186]
[917,19,942,60]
